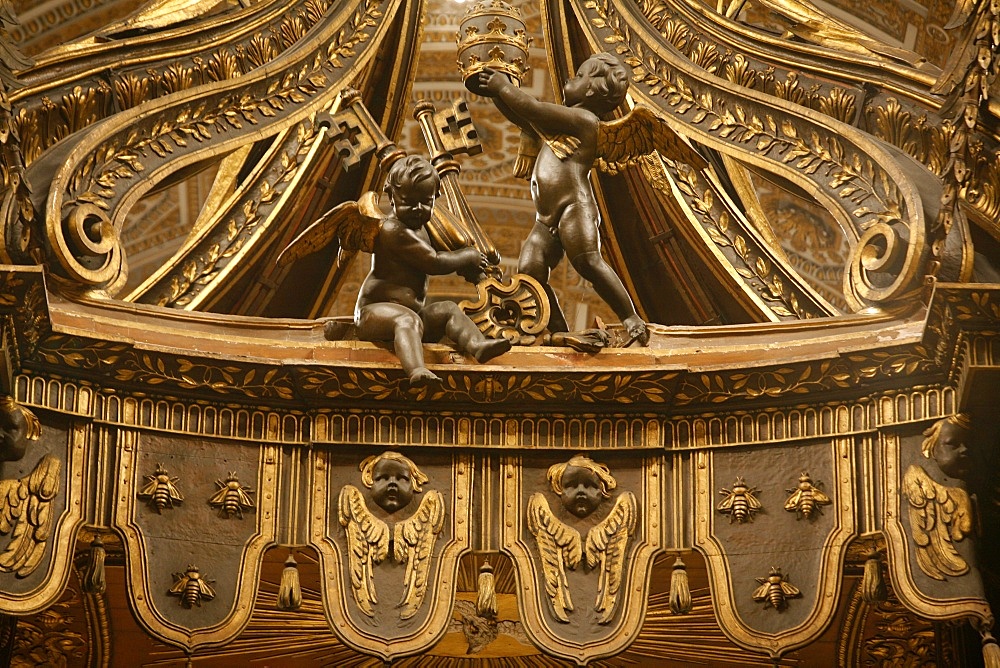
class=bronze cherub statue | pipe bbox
[474,52,707,347]
[278,155,511,387]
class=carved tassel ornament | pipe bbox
[982,629,1000,668]
[277,553,302,611]
[476,559,497,617]
[861,548,887,603]
[669,556,692,614]
[82,536,107,595]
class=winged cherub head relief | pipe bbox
[360,451,428,513]
[339,451,445,620]
[547,455,616,518]
[528,456,637,624]
[921,414,973,481]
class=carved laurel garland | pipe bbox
[12,0,339,166]
[642,156,826,319]
[26,333,939,407]
[151,121,324,308]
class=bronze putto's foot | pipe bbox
[408,368,443,389]
[622,315,649,347]
[471,338,512,363]
[547,328,612,353]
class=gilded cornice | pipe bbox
[0,267,994,448]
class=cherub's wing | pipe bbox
[584,491,637,623]
[338,484,390,617]
[902,465,973,580]
[596,106,707,174]
[526,493,581,623]
[0,455,61,577]
[394,489,446,620]
[275,191,383,268]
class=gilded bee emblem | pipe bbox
[208,472,255,519]
[783,472,831,520]
[717,476,761,523]
[137,464,183,513]
[752,567,801,611]
[168,565,216,608]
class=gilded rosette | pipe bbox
[457,0,532,94]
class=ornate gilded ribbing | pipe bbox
[574,0,945,309]
[27,0,398,294]
[11,0,338,166]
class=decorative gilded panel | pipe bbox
[310,448,472,661]
[0,417,84,615]
[501,454,662,663]
[880,423,993,625]
[112,430,279,651]
[694,438,856,658]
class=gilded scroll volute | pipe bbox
[23,0,401,295]
[570,0,952,311]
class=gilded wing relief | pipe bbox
[337,452,446,620]
[596,105,707,174]
[393,490,445,620]
[338,484,390,616]
[527,456,637,624]
[526,493,581,622]
[0,454,60,577]
[584,492,637,623]
[902,464,973,580]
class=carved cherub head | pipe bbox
[383,155,440,230]
[547,455,616,518]
[921,414,973,480]
[564,53,629,115]
[360,451,429,513]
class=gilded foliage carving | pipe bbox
[155,121,322,307]
[11,0,345,166]
[634,0,859,123]
[864,96,1000,232]
[0,275,47,358]
[662,159,819,318]
[674,350,934,405]
[585,0,927,308]
[35,335,297,401]
[22,336,942,408]
[300,368,677,404]
[10,588,86,667]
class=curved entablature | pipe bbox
[18,0,402,296]
[2,266,991,417]
[10,0,325,167]
[567,0,957,311]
